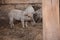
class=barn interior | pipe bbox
[0,0,43,40]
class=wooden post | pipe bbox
[42,0,59,40]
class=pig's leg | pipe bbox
[31,16,36,26]
[9,17,14,28]
[25,21,28,27]
[21,19,25,28]
[32,16,36,24]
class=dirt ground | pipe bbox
[0,8,43,40]
[0,16,43,40]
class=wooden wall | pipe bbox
[0,0,42,4]
[43,0,59,40]
[0,0,42,18]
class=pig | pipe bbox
[8,5,36,28]
[33,8,42,23]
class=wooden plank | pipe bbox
[4,0,42,4]
[0,0,5,4]
[0,0,2,4]
[42,0,59,40]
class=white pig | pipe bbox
[8,6,36,28]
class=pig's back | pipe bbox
[8,9,24,20]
